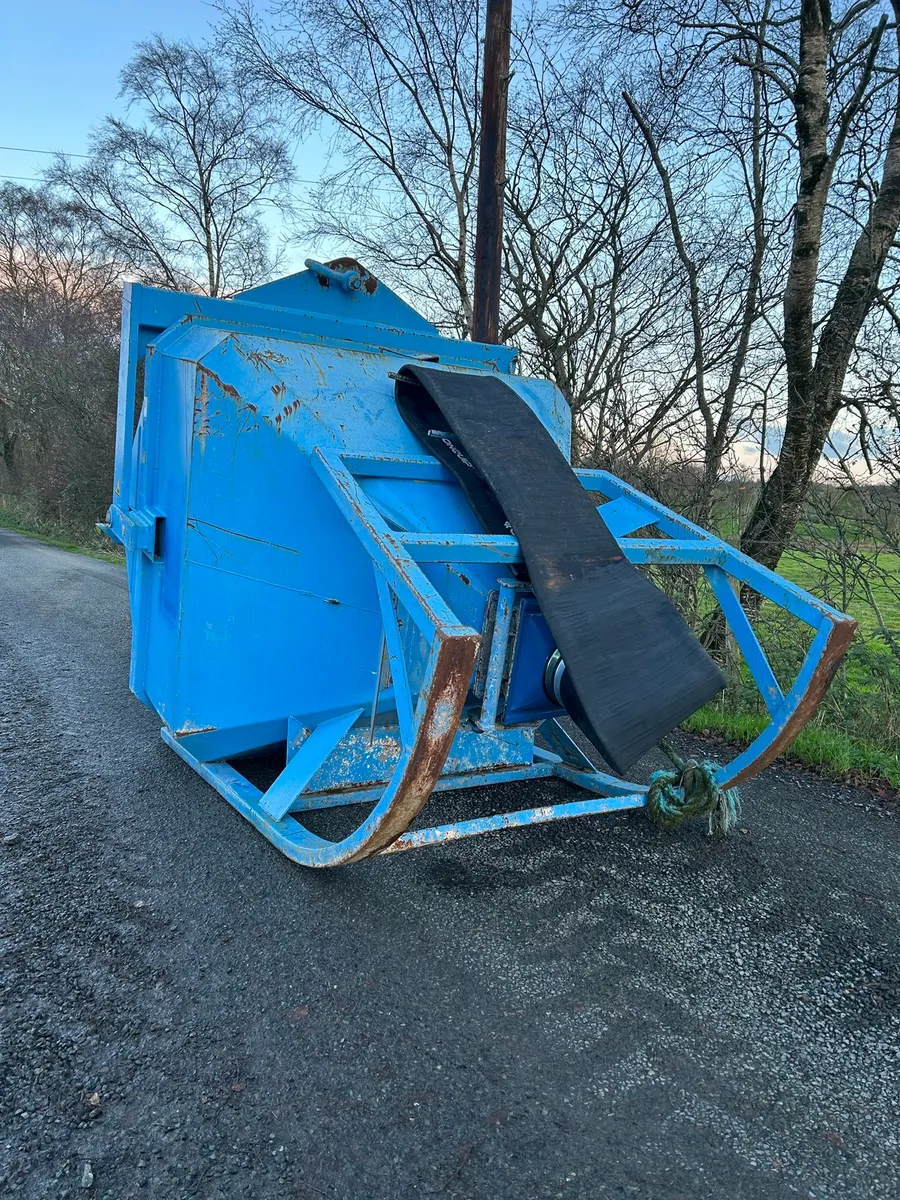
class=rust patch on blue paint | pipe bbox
[198,364,240,402]
[228,336,291,370]
[269,397,303,433]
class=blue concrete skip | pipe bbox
[104,260,857,867]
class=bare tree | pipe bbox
[50,36,292,297]
[223,0,482,332]
[0,184,120,525]
[501,42,671,460]
[620,65,771,524]
[738,0,900,572]
[597,0,900,567]
[224,0,705,466]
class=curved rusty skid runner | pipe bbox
[712,616,857,789]
[343,630,479,862]
[374,456,859,805]
[572,471,860,792]
[163,630,478,867]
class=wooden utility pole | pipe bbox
[471,0,512,344]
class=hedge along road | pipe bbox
[0,527,897,1200]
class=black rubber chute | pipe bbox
[395,366,725,774]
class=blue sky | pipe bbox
[1,2,220,180]
[0,0,329,268]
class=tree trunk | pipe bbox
[739,0,900,574]
[739,400,834,570]
[0,420,17,482]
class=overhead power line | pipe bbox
[0,144,89,158]
[0,146,407,198]
[0,145,321,183]
[0,144,410,197]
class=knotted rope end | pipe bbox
[647,748,741,836]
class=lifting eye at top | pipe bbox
[304,257,378,295]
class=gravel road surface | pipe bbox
[1,527,897,1200]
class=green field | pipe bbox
[683,703,900,789]
[779,549,900,635]
[690,538,900,790]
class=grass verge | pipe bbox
[0,507,125,564]
[684,703,900,792]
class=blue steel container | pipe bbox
[104,259,856,866]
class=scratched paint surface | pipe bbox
[104,263,855,869]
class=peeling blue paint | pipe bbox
[105,262,856,868]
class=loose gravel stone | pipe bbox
[0,527,898,1200]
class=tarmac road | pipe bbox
[0,527,898,1200]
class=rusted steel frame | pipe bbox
[475,578,521,730]
[340,453,453,482]
[714,616,857,789]
[380,791,645,855]
[578,468,852,628]
[110,283,143,532]
[160,629,478,866]
[554,764,648,798]
[704,565,784,717]
[576,473,857,781]
[311,449,472,639]
[582,466,858,769]
[278,447,483,863]
[594,495,657,538]
[164,619,853,859]
[260,707,364,821]
[288,758,559,812]
[398,533,723,565]
[472,0,513,344]
[373,570,414,741]
[322,450,855,805]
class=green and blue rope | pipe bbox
[647,740,741,835]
